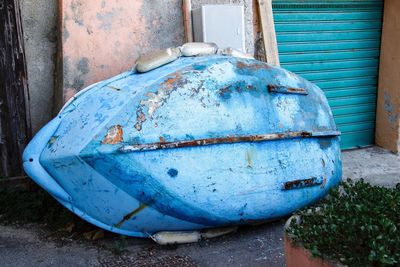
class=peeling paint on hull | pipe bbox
[23,56,342,237]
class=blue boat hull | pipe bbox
[23,56,342,237]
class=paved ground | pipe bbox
[1,146,399,267]
[342,146,400,187]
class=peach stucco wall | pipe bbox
[56,0,185,111]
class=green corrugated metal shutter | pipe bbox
[272,0,383,149]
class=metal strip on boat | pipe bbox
[268,85,308,95]
[282,177,324,191]
[119,130,340,153]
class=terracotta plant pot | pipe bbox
[284,216,343,267]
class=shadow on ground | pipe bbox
[0,180,286,267]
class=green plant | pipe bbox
[287,179,400,267]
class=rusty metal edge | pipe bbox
[119,131,340,153]
[268,85,308,95]
[282,177,323,191]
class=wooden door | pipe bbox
[0,0,31,178]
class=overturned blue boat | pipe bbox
[23,52,342,238]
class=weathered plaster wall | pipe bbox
[376,0,400,153]
[20,0,58,134]
[56,0,256,111]
[56,0,185,111]
[21,0,257,131]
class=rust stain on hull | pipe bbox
[161,72,182,88]
[119,131,340,152]
[134,72,188,131]
[114,203,147,228]
[102,125,123,144]
[134,108,146,131]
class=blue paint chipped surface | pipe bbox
[23,56,342,237]
[167,168,178,178]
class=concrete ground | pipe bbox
[1,146,399,267]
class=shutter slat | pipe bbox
[273,0,383,149]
